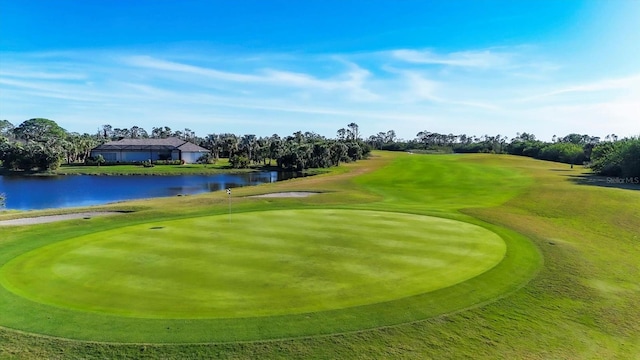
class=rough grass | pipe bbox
[1,152,638,359]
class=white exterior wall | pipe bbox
[181,151,208,163]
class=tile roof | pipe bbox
[93,137,209,152]
[177,141,210,152]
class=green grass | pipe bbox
[1,210,505,320]
[1,152,638,358]
[52,158,251,175]
[50,160,329,176]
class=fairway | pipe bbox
[14,151,635,356]
[1,210,505,318]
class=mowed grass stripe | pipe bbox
[1,210,505,319]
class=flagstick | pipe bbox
[227,188,231,223]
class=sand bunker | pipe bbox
[248,192,319,198]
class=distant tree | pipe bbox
[591,137,640,177]
[347,122,360,140]
[581,136,601,161]
[0,140,63,171]
[330,141,348,165]
[269,134,283,165]
[13,118,66,142]
[223,134,239,158]
[112,127,130,139]
[538,142,585,164]
[0,136,10,165]
[241,134,257,163]
[514,132,536,142]
[368,133,384,150]
[0,120,15,139]
[181,128,196,143]
[559,133,589,145]
[204,134,225,160]
[151,126,172,138]
[129,126,148,139]
[256,136,271,165]
[385,130,397,143]
[101,124,113,139]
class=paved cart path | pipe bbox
[0,212,123,227]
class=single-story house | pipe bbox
[90,137,210,164]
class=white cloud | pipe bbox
[122,55,380,102]
[517,74,640,102]
[0,69,86,81]
[391,49,512,68]
[124,55,261,83]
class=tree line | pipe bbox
[365,130,639,178]
[1,119,99,171]
[0,119,370,172]
[1,118,637,178]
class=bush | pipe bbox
[0,140,63,171]
[229,155,250,168]
[153,160,183,165]
[196,153,217,165]
[591,138,640,177]
[538,143,585,164]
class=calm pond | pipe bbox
[0,172,299,210]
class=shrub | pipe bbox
[229,155,250,168]
[591,138,640,177]
[153,160,183,165]
[196,153,217,165]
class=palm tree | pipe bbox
[347,122,359,140]
[240,134,257,164]
[204,134,224,160]
[269,134,282,165]
[223,134,239,158]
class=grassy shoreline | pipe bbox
[1,159,257,176]
[0,157,331,176]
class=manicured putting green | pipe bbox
[0,209,505,319]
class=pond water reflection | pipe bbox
[0,172,299,210]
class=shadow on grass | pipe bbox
[566,174,640,191]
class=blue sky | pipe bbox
[1,0,639,141]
